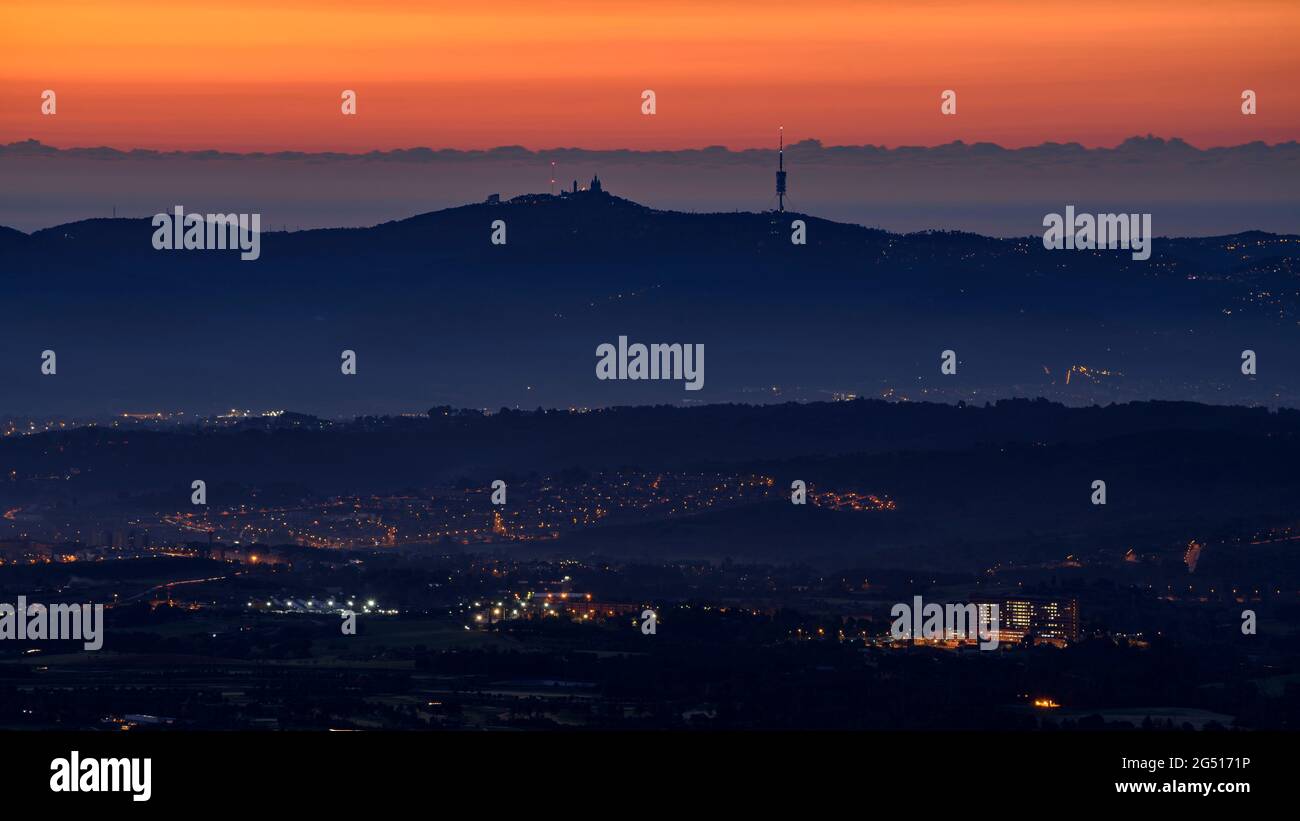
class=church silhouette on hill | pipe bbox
[486,174,609,206]
[562,175,606,196]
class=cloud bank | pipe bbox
[2,137,1297,236]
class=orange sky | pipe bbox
[2,0,1296,151]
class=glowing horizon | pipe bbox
[2,0,1296,152]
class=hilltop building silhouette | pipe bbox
[494,174,611,207]
[562,175,606,196]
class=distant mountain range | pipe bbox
[3,136,1297,236]
[2,188,1298,415]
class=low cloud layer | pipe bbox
[3,136,1297,236]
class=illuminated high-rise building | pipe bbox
[977,596,1079,647]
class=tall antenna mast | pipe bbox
[775,126,787,213]
[550,161,556,195]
